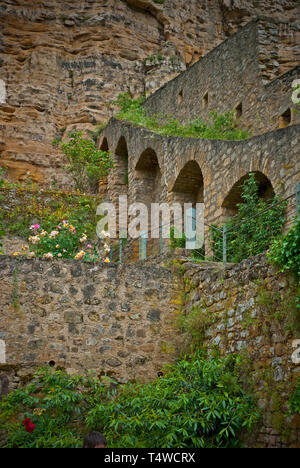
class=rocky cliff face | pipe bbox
[0,0,299,186]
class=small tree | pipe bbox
[53,132,114,193]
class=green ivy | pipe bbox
[210,174,287,263]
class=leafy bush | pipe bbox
[0,368,114,448]
[112,93,249,141]
[0,355,259,448]
[210,174,287,263]
[288,378,300,415]
[53,131,114,193]
[86,353,259,448]
[267,217,300,277]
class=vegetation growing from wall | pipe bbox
[210,174,287,263]
[53,131,114,193]
[112,93,250,140]
[288,378,300,415]
[0,354,259,448]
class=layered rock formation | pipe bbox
[0,0,299,186]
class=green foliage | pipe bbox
[53,131,114,193]
[210,174,287,263]
[178,305,214,352]
[170,227,204,261]
[267,217,300,278]
[288,378,300,415]
[0,356,259,448]
[113,93,250,141]
[86,353,259,448]
[0,186,101,243]
[0,368,114,448]
[170,226,186,250]
[88,124,107,143]
[153,0,164,4]
[0,167,4,188]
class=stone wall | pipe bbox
[182,253,300,448]
[144,18,300,135]
[0,253,299,447]
[0,256,183,384]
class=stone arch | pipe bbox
[171,160,204,206]
[114,136,129,188]
[222,171,275,220]
[132,148,163,256]
[134,148,162,204]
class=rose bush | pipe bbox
[27,222,111,262]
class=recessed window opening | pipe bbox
[202,91,209,109]
[178,89,183,105]
[235,102,243,119]
[279,108,292,128]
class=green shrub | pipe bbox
[53,131,114,193]
[288,378,300,415]
[86,353,259,448]
[267,217,300,277]
[112,93,249,141]
[0,187,101,243]
[0,355,259,448]
[0,368,113,448]
[210,174,287,263]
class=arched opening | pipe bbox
[279,108,292,128]
[132,148,163,258]
[100,137,109,152]
[114,137,129,187]
[222,171,275,220]
[172,160,204,205]
[171,161,204,255]
[135,148,162,203]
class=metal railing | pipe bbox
[109,184,299,266]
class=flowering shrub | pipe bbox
[27,222,111,262]
[0,367,114,448]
